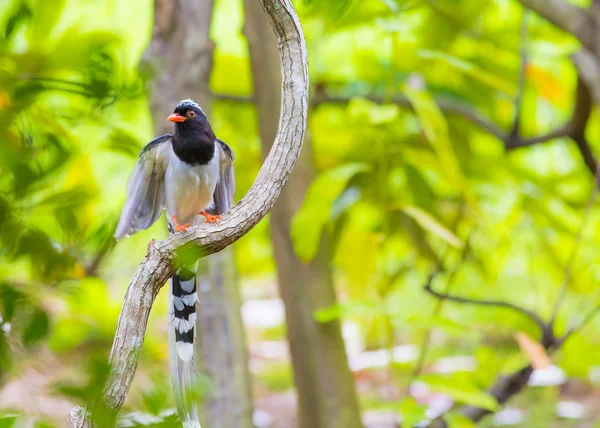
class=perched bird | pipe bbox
[114,99,235,427]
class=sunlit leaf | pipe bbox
[304,0,355,20]
[0,414,19,428]
[403,80,477,208]
[5,3,32,40]
[348,97,399,125]
[445,412,477,428]
[418,49,515,94]
[398,397,428,427]
[400,205,463,249]
[314,300,380,323]
[402,315,468,334]
[291,163,370,261]
[418,374,500,411]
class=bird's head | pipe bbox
[168,99,206,132]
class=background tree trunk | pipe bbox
[243,2,363,428]
[146,1,253,426]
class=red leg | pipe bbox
[172,215,191,232]
[199,211,221,224]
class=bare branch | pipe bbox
[460,365,534,422]
[312,89,509,140]
[504,127,570,149]
[313,88,575,153]
[312,66,597,174]
[460,301,600,423]
[568,76,598,176]
[424,275,548,337]
[411,224,471,381]
[571,50,600,104]
[68,0,308,425]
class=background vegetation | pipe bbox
[1,0,600,427]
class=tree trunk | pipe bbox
[147,0,215,128]
[147,1,253,426]
[243,3,363,428]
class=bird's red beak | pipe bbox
[168,113,186,123]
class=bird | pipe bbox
[113,99,235,428]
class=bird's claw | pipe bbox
[171,215,191,232]
[175,223,191,232]
[199,212,221,224]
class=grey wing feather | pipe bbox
[114,135,171,240]
[209,139,235,215]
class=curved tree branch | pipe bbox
[68,0,308,425]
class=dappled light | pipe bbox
[1,0,600,427]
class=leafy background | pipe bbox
[1,0,600,427]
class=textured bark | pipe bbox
[572,50,600,104]
[68,0,308,425]
[243,2,363,428]
[517,0,597,57]
[147,1,253,425]
[146,0,215,131]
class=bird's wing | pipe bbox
[210,139,236,215]
[114,134,172,240]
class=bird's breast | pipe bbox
[164,147,220,224]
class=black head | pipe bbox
[168,99,206,126]
[168,99,216,165]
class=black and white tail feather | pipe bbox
[114,129,235,428]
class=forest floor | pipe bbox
[1,282,600,427]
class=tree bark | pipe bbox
[68,0,309,424]
[243,2,363,428]
[146,1,254,426]
[517,0,597,57]
[146,0,215,131]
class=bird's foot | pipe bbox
[199,211,221,224]
[171,215,191,232]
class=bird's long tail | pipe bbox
[168,255,201,427]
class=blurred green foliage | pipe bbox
[0,0,599,426]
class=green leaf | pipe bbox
[403,82,476,208]
[0,284,23,321]
[398,397,428,427]
[0,414,19,428]
[417,50,515,94]
[418,374,500,412]
[400,205,463,249]
[22,308,50,347]
[5,3,32,40]
[304,0,355,20]
[291,163,369,261]
[348,97,399,125]
[445,412,477,428]
[405,165,435,212]
[314,300,380,323]
[402,315,468,334]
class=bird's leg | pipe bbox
[199,211,221,224]
[171,215,191,232]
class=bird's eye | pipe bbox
[188,110,196,118]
